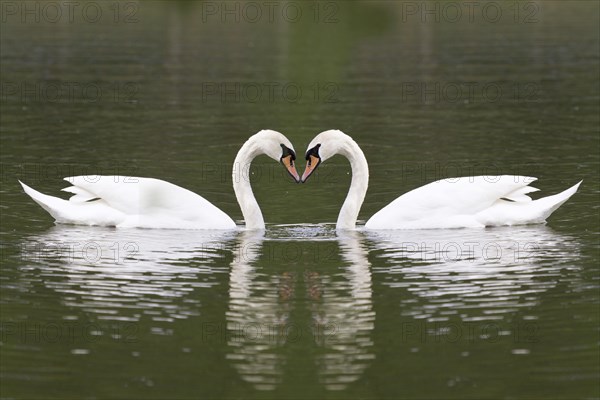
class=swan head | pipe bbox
[301,129,348,182]
[254,129,301,183]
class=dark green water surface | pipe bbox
[1,1,598,399]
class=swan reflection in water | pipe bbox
[363,225,581,341]
[225,230,285,391]
[312,230,376,390]
[17,225,377,391]
[223,225,581,389]
[225,227,376,391]
[16,223,580,390]
[17,226,238,322]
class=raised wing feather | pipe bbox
[62,186,97,203]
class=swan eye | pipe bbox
[280,144,296,162]
[305,144,321,165]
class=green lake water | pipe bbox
[1,1,599,399]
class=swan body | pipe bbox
[301,130,582,230]
[20,176,237,229]
[20,130,300,230]
[365,175,581,230]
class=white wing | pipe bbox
[365,176,581,229]
[20,176,236,229]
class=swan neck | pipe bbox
[232,138,265,230]
[337,138,369,230]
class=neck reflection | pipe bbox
[225,227,376,391]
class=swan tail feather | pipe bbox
[19,180,72,222]
[532,180,582,221]
[476,180,581,226]
[19,180,124,226]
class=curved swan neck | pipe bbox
[232,137,265,230]
[336,137,369,230]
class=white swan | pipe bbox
[19,130,300,230]
[301,129,582,230]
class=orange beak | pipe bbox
[301,155,321,183]
[281,155,301,183]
